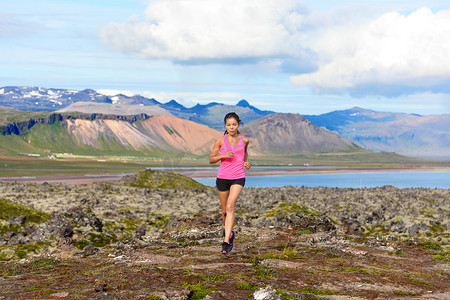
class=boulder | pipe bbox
[257,212,336,233]
[134,224,146,239]
[341,216,364,236]
[253,286,284,300]
[8,215,26,225]
[408,223,429,236]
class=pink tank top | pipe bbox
[217,134,246,180]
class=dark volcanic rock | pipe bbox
[8,215,26,225]
[390,220,407,233]
[408,223,429,235]
[134,224,146,239]
[152,287,191,300]
[0,182,448,260]
[341,216,364,236]
[66,207,104,232]
[277,212,335,232]
[81,244,99,257]
[2,231,16,241]
[161,216,222,240]
[58,225,74,240]
[256,212,335,233]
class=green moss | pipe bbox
[235,281,257,290]
[0,199,50,224]
[363,224,389,236]
[299,287,337,295]
[339,266,362,272]
[433,251,450,262]
[0,249,15,261]
[180,281,215,299]
[9,242,51,260]
[296,230,312,235]
[99,183,113,191]
[264,202,320,218]
[0,223,21,234]
[15,249,28,259]
[252,264,276,279]
[428,223,445,233]
[262,247,305,260]
[196,274,224,282]
[121,169,205,189]
[0,199,50,235]
[393,290,420,296]
[75,239,91,250]
[122,219,142,232]
[148,214,172,229]
[419,239,442,251]
[275,289,302,300]
[120,206,137,211]
[88,232,117,248]
[359,278,373,284]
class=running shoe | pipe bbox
[229,230,236,252]
[221,242,231,254]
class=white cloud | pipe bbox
[291,7,450,96]
[100,2,450,97]
[100,0,309,62]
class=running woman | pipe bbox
[209,112,251,254]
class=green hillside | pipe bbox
[0,109,447,179]
[0,121,175,158]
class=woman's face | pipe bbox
[225,117,239,135]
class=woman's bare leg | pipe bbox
[218,190,229,224]
[222,184,243,243]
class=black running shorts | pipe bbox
[216,178,246,192]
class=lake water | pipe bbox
[193,171,450,189]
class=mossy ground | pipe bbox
[264,202,321,218]
[121,169,206,189]
[0,177,448,298]
[0,199,50,237]
[0,199,50,225]
[0,230,448,299]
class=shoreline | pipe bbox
[1,166,450,185]
[187,166,450,178]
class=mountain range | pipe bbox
[1,86,449,159]
[304,107,450,159]
[0,86,273,130]
[0,110,366,162]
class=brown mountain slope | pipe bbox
[138,115,222,154]
[66,115,222,155]
[241,113,364,154]
[0,111,366,158]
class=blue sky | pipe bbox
[2,0,450,115]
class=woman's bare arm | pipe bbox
[243,136,251,169]
[209,137,229,164]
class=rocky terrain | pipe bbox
[0,170,449,299]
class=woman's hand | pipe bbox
[244,161,251,170]
[224,151,234,158]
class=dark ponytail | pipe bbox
[223,112,242,135]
